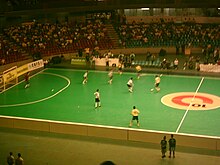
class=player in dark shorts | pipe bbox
[151,74,162,92]
[94,89,101,108]
[24,72,30,88]
[82,70,88,84]
[161,136,167,158]
[118,63,123,75]
[129,106,140,127]
[169,134,176,158]
[127,77,134,92]
[108,70,113,84]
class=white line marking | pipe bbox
[47,67,138,75]
[1,69,219,137]
[0,69,46,94]
[0,114,219,139]
[0,72,71,107]
[175,77,205,133]
[47,68,220,80]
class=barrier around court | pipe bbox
[0,115,219,151]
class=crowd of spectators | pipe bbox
[7,151,24,165]
[86,12,112,24]
[117,19,220,49]
[0,34,24,65]
[0,19,113,65]
[1,17,220,67]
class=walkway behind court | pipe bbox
[0,127,219,165]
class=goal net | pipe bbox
[0,74,3,92]
[0,66,18,92]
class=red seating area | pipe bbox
[0,35,27,65]
[0,20,114,65]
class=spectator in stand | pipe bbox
[160,136,167,158]
[173,58,179,70]
[7,152,15,165]
[188,56,194,70]
[130,52,136,63]
[118,52,125,64]
[150,54,156,65]
[105,53,109,67]
[146,51,152,61]
[183,60,188,70]
[169,134,176,158]
[107,50,113,58]
[213,48,220,63]
[161,58,167,69]
[195,55,201,71]
[1,58,6,65]
[15,153,24,165]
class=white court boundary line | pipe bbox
[47,67,139,76]
[0,72,71,107]
[47,67,220,80]
[1,69,219,138]
[0,69,45,94]
[175,77,205,133]
[0,114,219,139]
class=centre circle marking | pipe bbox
[161,92,220,110]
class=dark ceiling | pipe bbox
[39,0,219,9]
[1,0,219,16]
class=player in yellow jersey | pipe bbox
[118,63,123,75]
[129,106,140,127]
[135,65,142,79]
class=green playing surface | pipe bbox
[0,68,220,137]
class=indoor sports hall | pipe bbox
[0,0,220,164]
[0,68,220,137]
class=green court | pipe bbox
[0,68,220,137]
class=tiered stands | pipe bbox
[1,20,114,65]
[116,21,220,48]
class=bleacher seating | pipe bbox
[116,21,220,48]
[1,18,220,66]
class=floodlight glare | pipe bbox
[141,8,150,11]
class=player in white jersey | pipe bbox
[94,89,101,108]
[82,70,88,84]
[151,74,162,92]
[108,69,113,84]
[127,77,134,93]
